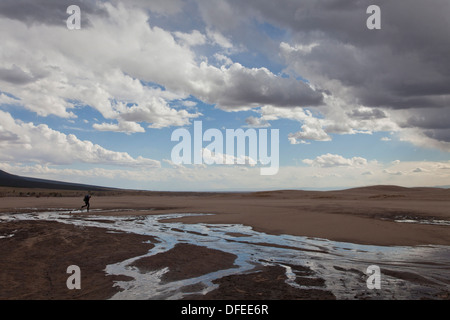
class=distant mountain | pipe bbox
[0,170,113,191]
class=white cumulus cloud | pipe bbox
[303,153,368,168]
[0,110,160,168]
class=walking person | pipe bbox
[81,193,91,212]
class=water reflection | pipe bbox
[1,210,449,300]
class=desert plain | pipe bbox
[0,186,449,300]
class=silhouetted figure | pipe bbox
[81,194,91,212]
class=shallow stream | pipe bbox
[1,210,449,300]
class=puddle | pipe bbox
[1,210,449,300]
[0,232,15,239]
[394,218,450,226]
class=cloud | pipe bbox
[202,147,257,166]
[0,5,205,124]
[125,0,184,15]
[0,65,40,85]
[0,93,21,105]
[92,120,145,134]
[272,0,450,149]
[0,1,324,132]
[187,0,448,150]
[383,169,403,176]
[2,157,450,191]
[288,116,331,144]
[244,116,270,128]
[162,158,185,169]
[246,99,399,146]
[397,127,450,152]
[196,0,242,32]
[1,0,449,193]
[303,154,367,168]
[255,105,311,122]
[206,28,234,49]
[0,0,106,26]
[348,107,387,120]
[0,110,160,167]
[247,106,332,143]
[191,62,323,110]
[173,29,207,47]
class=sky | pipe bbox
[0,0,450,191]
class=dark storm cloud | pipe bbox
[0,66,35,85]
[424,129,450,143]
[202,0,449,145]
[0,65,50,85]
[400,107,450,142]
[287,0,450,109]
[0,0,106,26]
[404,109,450,130]
[198,0,450,112]
[210,69,325,108]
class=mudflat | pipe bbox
[1,186,449,300]
[1,186,449,246]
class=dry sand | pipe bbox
[1,186,449,300]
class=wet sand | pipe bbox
[130,243,238,282]
[188,264,336,300]
[0,220,155,299]
[0,186,449,300]
[1,186,449,246]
